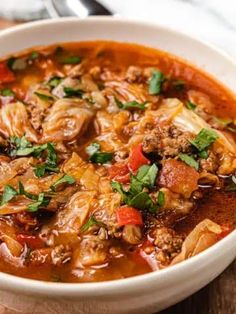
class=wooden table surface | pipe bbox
[0,18,235,314]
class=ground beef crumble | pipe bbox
[152,227,183,265]
[142,125,194,158]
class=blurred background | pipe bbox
[0,0,235,57]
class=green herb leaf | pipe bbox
[86,142,113,164]
[179,153,199,170]
[111,181,129,202]
[129,164,158,195]
[18,181,37,200]
[0,185,18,206]
[9,136,35,157]
[112,164,158,213]
[148,69,165,95]
[63,87,84,98]
[34,92,55,102]
[10,137,59,177]
[0,88,15,97]
[9,136,51,158]
[157,191,165,207]
[48,76,63,88]
[173,80,185,91]
[90,152,113,164]
[198,150,208,159]
[136,164,158,189]
[27,193,50,212]
[0,181,50,211]
[62,56,81,64]
[127,191,156,211]
[186,100,197,110]
[46,143,58,165]
[80,216,105,233]
[50,174,75,192]
[191,128,219,151]
[30,51,39,60]
[7,57,16,70]
[86,143,100,156]
[115,98,147,110]
[34,163,59,178]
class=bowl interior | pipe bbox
[0,17,236,91]
[0,17,235,298]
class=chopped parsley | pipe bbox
[198,150,208,159]
[148,69,165,95]
[191,128,219,151]
[34,92,55,102]
[111,164,159,213]
[0,88,15,97]
[50,174,75,192]
[0,185,18,206]
[86,142,112,164]
[27,192,50,212]
[131,164,158,193]
[9,136,54,159]
[186,100,197,110]
[9,136,43,157]
[7,57,16,70]
[179,153,199,171]
[30,51,39,60]
[33,143,59,178]
[0,181,50,212]
[63,87,84,98]
[47,76,63,88]
[172,79,185,91]
[18,181,37,200]
[80,216,105,233]
[157,191,165,207]
[62,56,81,64]
[9,137,59,177]
[115,97,147,110]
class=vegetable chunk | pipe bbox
[158,159,199,197]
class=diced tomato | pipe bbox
[158,159,199,197]
[128,143,150,173]
[108,162,130,183]
[116,206,143,226]
[16,234,44,249]
[217,225,233,240]
[0,62,15,84]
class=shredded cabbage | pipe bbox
[161,99,236,154]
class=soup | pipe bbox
[0,41,235,283]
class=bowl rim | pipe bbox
[0,16,235,297]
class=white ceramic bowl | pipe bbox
[0,17,235,314]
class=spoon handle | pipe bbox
[44,0,112,18]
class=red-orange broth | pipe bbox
[0,41,235,283]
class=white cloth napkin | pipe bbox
[101,0,236,59]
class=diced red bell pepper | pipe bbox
[116,206,143,226]
[16,234,44,249]
[0,62,15,84]
[128,143,150,173]
[217,225,233,240]
[108,162,130,183]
